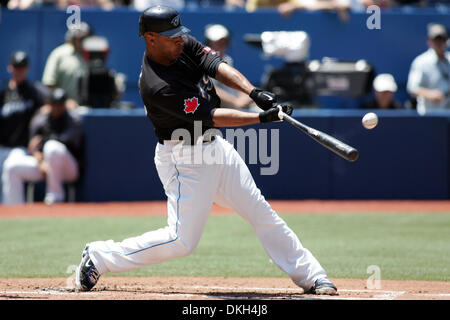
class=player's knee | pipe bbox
[2,157,20,178]
[43,140,66,160]
[171,238,197,258]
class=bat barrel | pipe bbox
[281,111,359,162]
[347,149,359,162]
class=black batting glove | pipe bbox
[249,88,277,111]
[259,105,293,123]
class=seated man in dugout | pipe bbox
[2,88,84,205]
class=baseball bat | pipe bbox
[279,111,359,162]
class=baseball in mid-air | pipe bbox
[362,112,378,130]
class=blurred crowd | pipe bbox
[1,0,449,11]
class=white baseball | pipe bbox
[362,112,378,130]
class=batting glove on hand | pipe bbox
[249,88,277,111]
[259,105,293,123]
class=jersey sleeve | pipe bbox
[29,114,45,140]
[150,86,217,127]
[42,49,60,86]
[407,58,427,94]
[58,113,84,152]
[183,35,224,78]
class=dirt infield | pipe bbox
[0,277,449,300]
[1,200,449,218]
[0,200,449,300]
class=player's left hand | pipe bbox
[259,104,293,123]
[249,88,277,111]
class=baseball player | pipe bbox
[76,5,337,296]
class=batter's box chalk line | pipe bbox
[117,284,408,300]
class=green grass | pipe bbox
[0,213,449,281]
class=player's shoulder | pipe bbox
[182,34,198,46]
[139,66,168,99]
[66,110,84,127]
[30,111,48,127]
[411,49,436,67]
[181,34,207,53]
[49,43,74,58]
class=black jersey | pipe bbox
[139,35,224,142]
[0,80,43,147]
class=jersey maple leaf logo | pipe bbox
[184,97,200,114]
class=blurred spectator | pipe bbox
[362,73,402,109]
[407,23,450,114]
[225,0,244,7]
[356,0,394,8]
[0,51,45,204]
[7,0,36,9]
[54,0,116,10]
[229,0,351,21]
[133,0,185,11]
[2,88,84,205]
[204,24,253,109]
[393,0,426,6]
[278,0,351,20]
[41,21,92,108]
[3,0,120,9]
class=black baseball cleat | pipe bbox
[75,246,101,291]
[306,278,338,295]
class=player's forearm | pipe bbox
[413,87,444,102]
[215,87,241,107]
[212,108,260,127]
[215,87,253,109]
[215,62,255,95]
[413,87,433,98]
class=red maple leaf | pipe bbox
[184,97,199,114]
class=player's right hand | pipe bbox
[259,105,293,123]
[249,88,277,111]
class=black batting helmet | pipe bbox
[139,5,190,38]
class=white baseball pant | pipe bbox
[87,136,327,290]
[2,140,79,204]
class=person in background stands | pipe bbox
[42,22,92,109]
[0,51,44,204]
[362,73,402,109]
[407,23,450,115]
[2,88,84,205]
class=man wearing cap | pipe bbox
[204,24,253,109]
[362,73,402,109]
[407,23,450,114]
[42,22,92,107]
[0,51,44,204]
[2,88,84,205]
[75,5,338,296]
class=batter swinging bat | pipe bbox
[279,110,359,162]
